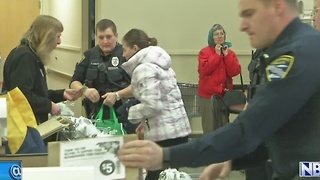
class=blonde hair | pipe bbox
[22,15,63,65]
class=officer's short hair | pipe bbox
[260,0,297,9]
[95,19,117,35]
[286,0,298,8]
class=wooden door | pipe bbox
[0,0,40,59]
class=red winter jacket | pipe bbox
[198,46,241,98]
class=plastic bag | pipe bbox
[59,116,105,140]
[57,101,75,116]
[158,169,192,180]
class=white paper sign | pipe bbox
[23,166,95,180]
[60,136,125,180]
[0,98,7,137]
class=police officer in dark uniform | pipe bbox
[117,0,320,179]
[70,19,131,124]
[247,49,264,101]
[236,49,273,180]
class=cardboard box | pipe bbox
[0,144,4,154]
[23,166,95,180]
[48,134,142,180]
[0,139,47,167]
[0,153,47,167]
[38,116,70,139]
[0,97,7,138]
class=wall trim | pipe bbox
[167,49,252,56]
[56,44,81,52]
[47,68,72,79]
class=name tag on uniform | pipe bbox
[108,67,118,70]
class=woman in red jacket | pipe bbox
[198,24,241,133]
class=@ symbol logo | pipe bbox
[9,164,22,180]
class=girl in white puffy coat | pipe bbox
[121,28,191,180]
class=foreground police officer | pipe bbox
[117,0,320,179]
[70,19,131,120]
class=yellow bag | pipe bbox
[5,87,43,154]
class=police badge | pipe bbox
[111,57,119,67]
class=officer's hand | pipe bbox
[215,44,222,55]
[50,102,61,116]
[84,88,100,103]
[102,92,116,107]
[63,89,81,101]
[117,140,163,171]
[222,45,229,56]
[199,160,231,180]
[135,123,144,140]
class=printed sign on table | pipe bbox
[60,136,125,180]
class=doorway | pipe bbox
[89,0,95,48]
[0,0,39,86]
[0,0,40,59]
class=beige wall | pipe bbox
[301,0,314,9]
[96,0,252,53]
[96,0,253,85]
[43,0,83,76]
[41,0,86,117]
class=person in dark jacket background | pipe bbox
[2,15,81,125]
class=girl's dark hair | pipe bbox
[122,28,157,49]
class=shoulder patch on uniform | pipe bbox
[266,55,294,81]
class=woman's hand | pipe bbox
[83,88,100,103]
[135,123,144,140]
[215,44,222,55]
[50,102,61,115]
[64,89,81,101]
[222,45,229,56]
[102,92,117,107]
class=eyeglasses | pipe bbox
[312,7,320,16]
[213,32,225,37]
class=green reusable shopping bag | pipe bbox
[95,106,127,135]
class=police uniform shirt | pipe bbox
[70,43,127,87]
[248,49,264,82]
[70,43,130,119]
[166,18,320,179]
